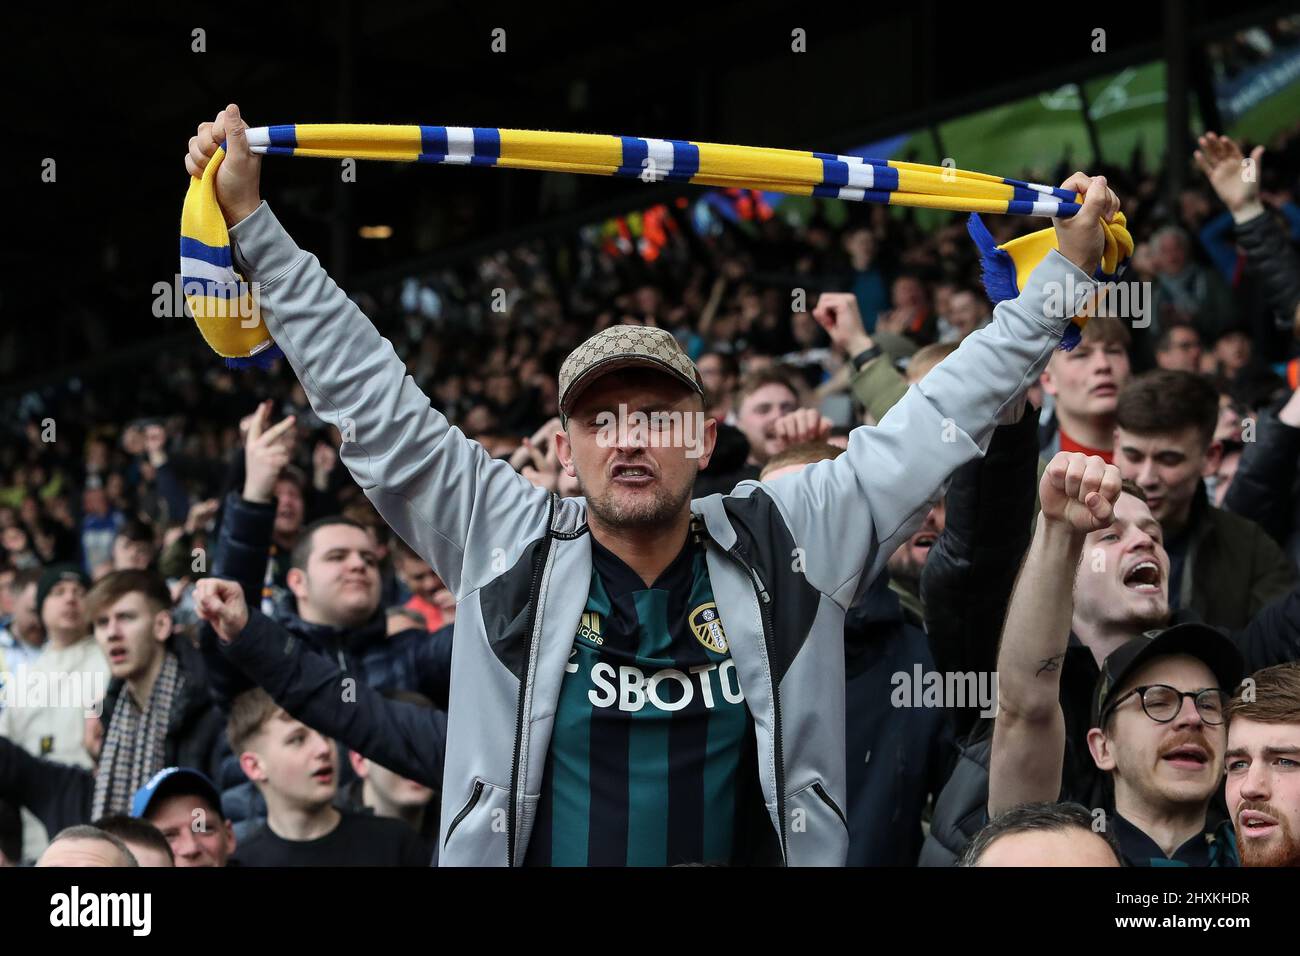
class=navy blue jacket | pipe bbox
[843,573,953,866]
[202,491,453,711]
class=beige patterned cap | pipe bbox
[557,325,703,422]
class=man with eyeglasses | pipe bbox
[986,450,1278,866]
[1081,627,1243,864]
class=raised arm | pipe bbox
[1196,132,1300,337]
[988,452,1121,817]
[195,577,445,789]
[758,172,1117,606]
[186,105,551,598]
[810,293,910,423]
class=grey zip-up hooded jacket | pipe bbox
[227,202,1095,865]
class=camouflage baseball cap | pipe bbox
[557,326,703,422]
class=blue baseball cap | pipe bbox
[130,767,223,820]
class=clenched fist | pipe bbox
[1052,172,1121,276]
[195,578,250,644]
[771,407,833,453]
[811,293,873,358]
[1039,451,1121,533]
[185,103,263,228]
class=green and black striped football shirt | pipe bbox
[526,532,754,866]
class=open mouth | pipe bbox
[1239,810,1279,837]
[311,767,335,785]
[611,464,655,486]
[1160,745,1209,769]
[107,647,129,665]
[1123,561,1162,592]
[912,533,936,551]
[1091,384,1116,397]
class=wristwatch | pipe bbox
[850,344,883,372]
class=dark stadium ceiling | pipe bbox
[0,0,1291,380]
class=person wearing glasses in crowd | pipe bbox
[990,451,1248,865]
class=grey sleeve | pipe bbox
[761,249,1093,606]
[228,202,551,597]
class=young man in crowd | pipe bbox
[922,447,1300,864]
[131,766,237,867]
[0,570,224,858]
[225,687,429,866]
[990,452,1248,864]
[1114,369,1295,629]
[1154,324,1204,373]
[188,103,1116,865]
[206,512,452,710]
[1038,316,1132,463]
[1225,662,1300,867]
[207,483,451,834]
[208,397,452,708]
[0,563,106,861]
[958,802,1122,867]
[85,570,225,815]
[93,813,175,866]
[733,367,802,472]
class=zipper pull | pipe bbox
[749,566,771,604]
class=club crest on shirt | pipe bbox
[690,602,728,653]
[576,611,604,646]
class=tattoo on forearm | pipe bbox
[1036,654,1065,677]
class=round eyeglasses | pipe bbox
[1102,684,1227,725]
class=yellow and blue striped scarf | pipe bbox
[182,125,1132,366]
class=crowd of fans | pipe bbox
[3,114,1300,866]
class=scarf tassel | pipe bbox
[968,213,1083,352]
[967,213,1020,305]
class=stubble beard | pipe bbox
[579,471,696,531]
